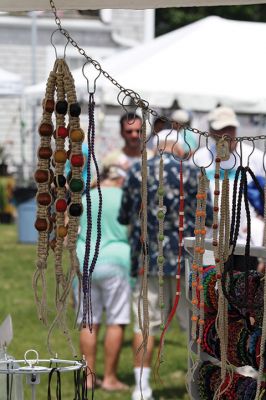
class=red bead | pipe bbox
[215,157,221,163]
[212,241,218,247]
[70,154,84,167]
[214,174,220,179]
[55,199,67,212]
[57,126,69,139]
[216,273,222,279]
[212,224,218,229]
[214,206,219,212]
[214,190,220,195]
[215,258,220,263]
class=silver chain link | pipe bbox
[49,0,266,144]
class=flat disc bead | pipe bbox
[55,100,68,115]
[70,154,84,167]
[69,178,84,192]
[54,150,67,163]
[69,102,81,117]
[55,198,67,212]
[39,123,53,137]
[57,226,68,237]
[35,218,48,232]
[36,192,52,206]
[56,126,69,139]
[34,169,49,183]
[38,146,52,159]
[69,203,83,217]
[70,129,84,142]
[43,99,55,113]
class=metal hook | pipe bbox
[82,60,101,94]
[247,138,255,168]
[50,29,69,59]
[235,138,243,166]
[263,138,266,176]
[192,134,214,169]
[220,136,237,171]
[117,89,140,119]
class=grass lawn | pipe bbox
[0,223,189,400]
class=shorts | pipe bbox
[74,275,131,326]
[132,274,188,335]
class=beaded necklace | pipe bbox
[156,158,185,374]
[34,58,83,355]
[254,170,266,400]
[82,91,102,331]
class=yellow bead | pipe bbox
[57,226,67,237]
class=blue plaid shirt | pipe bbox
[118,153,212,277]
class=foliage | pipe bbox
[156,5,266,36]
[0,224,189,400]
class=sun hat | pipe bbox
[208,106,239,130]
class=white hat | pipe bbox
[208,106,239,130]
[171,109,190,124]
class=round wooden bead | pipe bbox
[54,175,66,188]
[44,99,55,113]
[70,154,84,168]
[212,224,218,229]
[35,218,48,232]
[55,100,68,115]
[69,178,84,193]
[57,126,69,139]
[214,173,220,179]
[39,123,53,137]
[213,206,219,212]
[57,226,68,238]
[50,238,56,250]
[70,129,84,142]
[68,203,83,217]
[37,192,52,206]
[55,198,67,212]
[215,157,221,163]
[157,210,165,220]
[69,102,81,117]
[54,150,67,163]
[34,169,49,183]
[158,234,164,241]
[38,147,52,160]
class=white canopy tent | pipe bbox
[0,0,265,10]
[25,16,266,113]
[0,68,22,96]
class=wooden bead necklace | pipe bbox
[34,58,83,355]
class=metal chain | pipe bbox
[49,0,266,143]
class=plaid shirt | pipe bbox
[118,152,213,277]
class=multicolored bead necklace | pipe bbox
[34,58,83,354]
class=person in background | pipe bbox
[118,129,212,400]
[193,105,265,265]
[171,109,198,156]
[75,164,131,391]
[102,112,153,170]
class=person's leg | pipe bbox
[79,279,103,387]
[132,276,160,400]
[80,324,100,386]
[102,324,127,389]
[101,275,131,390]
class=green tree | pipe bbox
[156,5,266,36]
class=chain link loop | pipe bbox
[49,0,266,144]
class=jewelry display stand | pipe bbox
[0,349,84,400]
[184,237,266,400]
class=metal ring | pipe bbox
[82,60,101,94]
[50,29,69,59]
[192,134,214,169]
[24,349,39,367]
